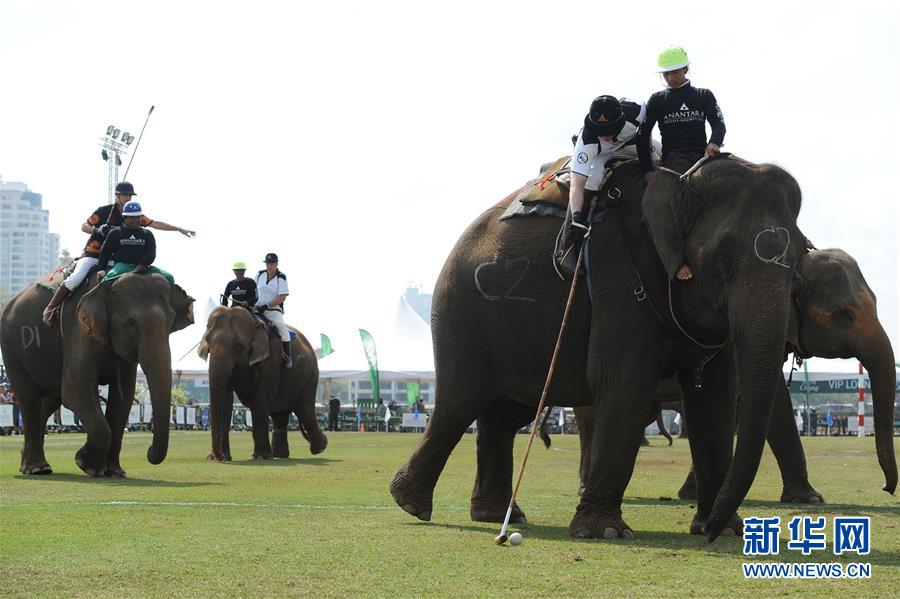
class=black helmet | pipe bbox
[585,95,625,136]
[264,252,279,263]
[115,181,137,196]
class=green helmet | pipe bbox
[657,46,690,72]
[232,261,246,270]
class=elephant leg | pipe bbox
[64,365,110,477]
[249,406,273,460]
[271,412,290,458]
[391,395,480,522]
[296,376,327,455]
[574,405,595,496]
[208,389,234,462]
[570,360,658,539]
[768,382,824,503]
[17,378,53,475]
[470,399,534,523]
[103,365,136,478]
[681,352,742,537]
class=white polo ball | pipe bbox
[509,532,523,546]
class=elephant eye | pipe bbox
[831,307,854,323]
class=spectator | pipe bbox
[328,395,341,431]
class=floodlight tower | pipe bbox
[99,126,134,203]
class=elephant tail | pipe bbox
[539,406,553,449]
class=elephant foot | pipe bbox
[20,459,53,475]
[678,477,698,500]
[390,463,433,521]
[251,450,274,460]
[568,504,635,539]
[75,448,107,477]
[470,498,527,524]
[105,462,127,478]
[780,483,825,504]
[272,448,290,459]
[695,512,743,540]
[207,451,232,462]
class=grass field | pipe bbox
[1,430,898,597]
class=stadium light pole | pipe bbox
[99,125,134,203]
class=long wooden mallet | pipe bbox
[495,245,586,545]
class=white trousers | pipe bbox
[263,309,290,342]
[63,257,99,290]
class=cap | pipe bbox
[115,181,138,195]
[264,253,279,263]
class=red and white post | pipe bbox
[857,362,866,438]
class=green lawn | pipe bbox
[1,431,897,597]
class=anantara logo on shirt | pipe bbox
[120,234,146,246]
[663,104,705,125]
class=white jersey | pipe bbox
[255,270,289,311]
[571,98,650,191]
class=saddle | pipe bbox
[34,259,80,293]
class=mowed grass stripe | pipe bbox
[2,431,897,598]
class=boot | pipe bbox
[282,341,293,369]
[42,285,71,327]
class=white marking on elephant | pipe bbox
[474,254,536,303]
[753,226,792,269]
[21,325,41,349]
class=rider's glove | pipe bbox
[569,211,589,241]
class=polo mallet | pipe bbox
[495,245,586,545]
[679,154,710,181]
[122,105,155,181]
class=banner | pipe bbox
[406,380,420,406]
[358,329,379,407]
[320,334,334,357]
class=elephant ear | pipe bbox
[76,284,110,343]
[169,284,195,333]
[249,323,270,366]
[197,307,225,362]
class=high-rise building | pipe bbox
[1,181,60,303]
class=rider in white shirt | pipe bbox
[254,253,292,369]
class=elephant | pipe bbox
[390,158,896,541]
[0,269,194,476]
[198,306,327,461]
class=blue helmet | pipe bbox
[122,201,143,217]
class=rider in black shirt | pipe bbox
[637,47,726,281]
[97,201,174,284]
[222,262,258,307]
[637,46,725,179]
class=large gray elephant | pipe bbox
[0,269,194,476]
[575,248,895,503]
[198,306,327,461]
[390,159,896,541]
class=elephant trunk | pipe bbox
[139,333,173,465]
[207,355,234,459]
[859,326,898,494]
[706,280,793,540]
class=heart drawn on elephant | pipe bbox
[474,254,536,303]
[754,226,792,269]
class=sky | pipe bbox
[1,0,897,373]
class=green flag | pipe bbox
[406,380,420,406]
[358,329,379,407]
[320,334,333,357]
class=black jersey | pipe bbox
[637,82,725,172]
[222,278,258,307]
[84,203,154,257]
[97,226,156,268]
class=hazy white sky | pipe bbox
[1,0,897,372]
